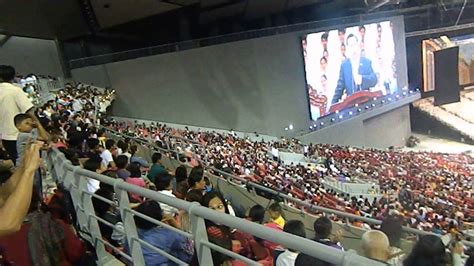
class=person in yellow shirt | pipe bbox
[268,202,286,229]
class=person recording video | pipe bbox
[0,142,42,236]
[332,33,377,104]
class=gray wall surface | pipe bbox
[0,35,63,76]
[298,105,411,149]
[71,64,111,87]
[71,17,407,140]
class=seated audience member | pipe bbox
[0,188,85,266]
[276,220,306,266]
[248,205,265,224]
[403,235,463,266]
[380,215,405,265]
[244,205,274,265]
[91,182,125,247]
[188,166,206,192]
[207,236,247,266]
[117,140,130,159]
[126,162,147,203]
[267,202,286,229]
[47,183,76,225]
[174,166,188,199]
[0,142,41,236]
[201,191,247,254]
[155,174,179,216]
[97,129,107,148]
[178,189,204,247]
[130,201,192,265]
[147,152,167,183]
[115,155,131,180]
[361,230,390,264]
[101,139,116,168]
[313,216,343,249]
[83,158,106,193]
[296,216,344,266]
[85,138,102,163]
[129,145,149,167]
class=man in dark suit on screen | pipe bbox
[332,34,377,104]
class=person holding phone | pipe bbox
[0,142,42,236]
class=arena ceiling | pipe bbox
[0,0,473,40]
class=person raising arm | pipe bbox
[0,141,41,236]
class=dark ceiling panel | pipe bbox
[0,0,87,39]
[90,0,197,29]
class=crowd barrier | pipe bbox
[46,147,385,265]
[103,128,474,249]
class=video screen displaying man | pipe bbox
[302,20,398,121]
[332,34,377,104]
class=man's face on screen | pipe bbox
[347,36,360,60]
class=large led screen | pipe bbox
[302,21,400,121]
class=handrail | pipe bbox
[47,147,385,265]
[103,127,474,248]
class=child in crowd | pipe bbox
[14,113,49,165]
[275,220,306,266]
[268,202,286,229]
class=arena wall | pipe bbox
[71,16,409,146]
[0,34,63,77]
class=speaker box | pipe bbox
[433,46,460,106]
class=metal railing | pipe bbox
[103,127,474,248]
[46,147,385,266]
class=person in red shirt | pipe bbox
[0,188,85,266]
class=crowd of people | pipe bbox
[104,117,473,236]
[0,64,472,265]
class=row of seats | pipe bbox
[103,115,473,236]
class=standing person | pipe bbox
[0,65,35,163]
[14,114,49,166]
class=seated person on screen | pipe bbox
[332,34,377,104]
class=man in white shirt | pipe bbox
[0,66,35,162]
[101,139,116,168]
[83,158,106,193]
[155,174,179,216]
[276,220,306,266]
